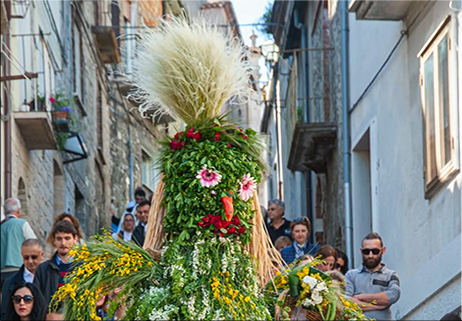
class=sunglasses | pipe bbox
[23,255,39,260]
[361,248,382,255]
[294,217,309,223]
[336,263,344,269]
[12,295,34,304]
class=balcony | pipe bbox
[348,0,430,21]
[287,123,336,173]
[92,26,121,64]
[14,111,57,150]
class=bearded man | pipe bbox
[345,232,401,320]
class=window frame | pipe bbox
[418,16,459,199]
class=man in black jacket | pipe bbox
[1,239,43,319]
[34,221,78,307]
[133,199,150,247]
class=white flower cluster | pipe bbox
[148,304,178,320]
[301,275,329,308]
[197,285,210,320]
[188,296,196,315]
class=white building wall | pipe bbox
[350,2,461,320]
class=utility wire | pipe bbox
[349,30,407,114]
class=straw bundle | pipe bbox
[247,193,285,287]
[143,174,166,258]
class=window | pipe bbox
[141,150,159,192]
[419,17,458,197]
[72,11,85,105]
[40,41,55,111]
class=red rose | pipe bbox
[187,128,195,138]
[227,227,236,234]
[244,135,248,140]
[219,232,225,237]
[49,97,55,103]
[210,215,220,224]
[198,221,205,228]
[213,221,222,229]
[213,132,221,141]
[232,216,240,225]
[227,143,231,148]
[174,131,184,139]
[203,216,210,223]
[222,220,230,228]
[170,140,178,151]
[238,227,245,234]
[192,131,201,141]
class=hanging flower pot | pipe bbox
[53,111,70,132]
[53,110,69,120]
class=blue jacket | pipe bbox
[281,243,320,265]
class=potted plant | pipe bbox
[50,92,77,151]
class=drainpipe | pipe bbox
[273,63,284,201]
[341,0,353,269]
[294,8,314,241]
[4,32,12,199]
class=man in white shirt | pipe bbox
[1,239,44,319]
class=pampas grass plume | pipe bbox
[132,17,251,126]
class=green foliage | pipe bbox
[257,1,275,39]
[161,119,263,243]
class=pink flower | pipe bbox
[239,173,257,202]
[196,165,222,188]
[49,97,55,103]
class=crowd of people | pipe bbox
[0,194,460,320]
[0,188,152,320]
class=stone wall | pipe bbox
[7,0,164,246]
[308,0,345,248]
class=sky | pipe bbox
[231,0,273,46]
[231,0,273,85]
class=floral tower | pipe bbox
[54,18,282,320]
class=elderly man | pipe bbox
[1,239,44,319]
[1,198,37,291]
[345,232,401,320]
[265,199,292,244]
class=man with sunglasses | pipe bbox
[345,232,401,320]
[1,239,44,319]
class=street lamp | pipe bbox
[260,41,279,64]
[63,132,88,164]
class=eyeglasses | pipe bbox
[23,255,39,260]
[361,248,382,255]
[12,295,34,304]
[336,263,344,269]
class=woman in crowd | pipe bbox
[112,212,137,242]
[281,217,319,264]
[313,245,337,272]
[4,282,47,321]
[335,248,349,275]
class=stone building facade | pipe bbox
[0,0,182,247]
[263,0,344,247]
